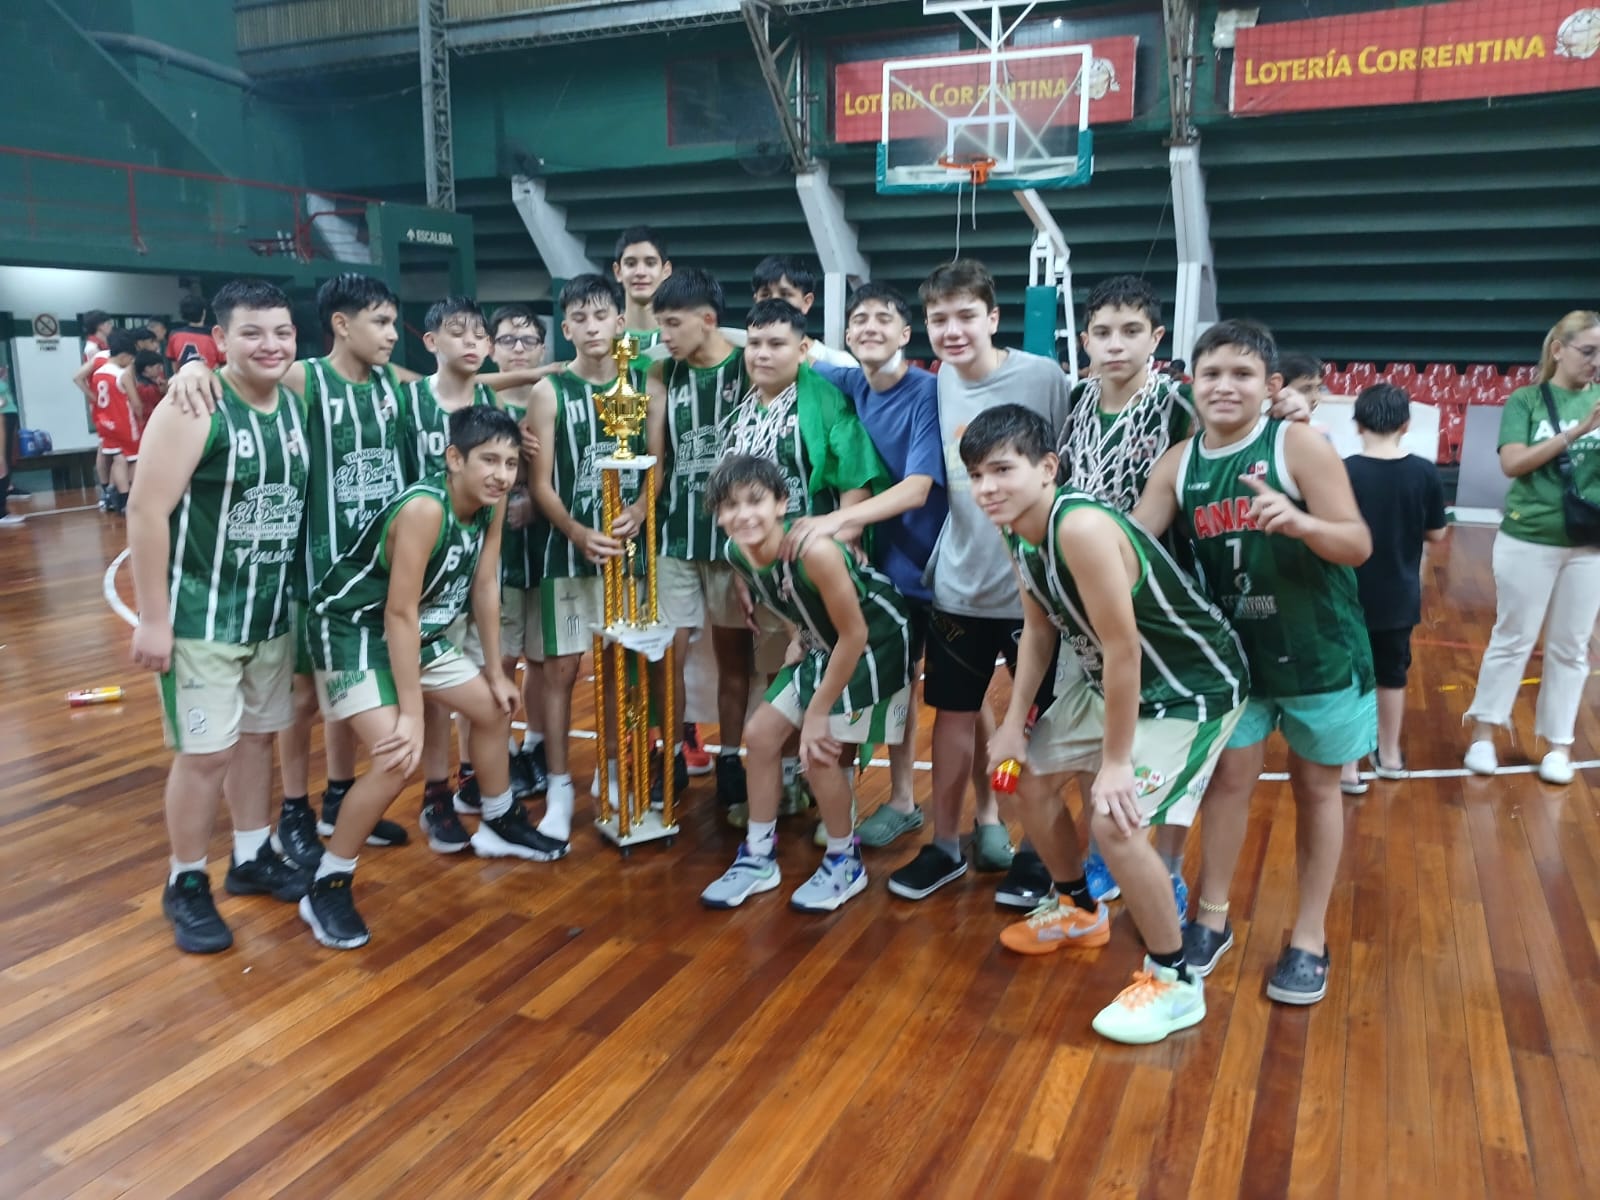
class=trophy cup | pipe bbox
[590,334,679,852]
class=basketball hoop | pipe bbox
[937,153,998,188]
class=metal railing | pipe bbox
[0,145,379,263]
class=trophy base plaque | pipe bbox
[593,808,680,854]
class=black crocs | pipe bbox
[1266,944,1330,1005]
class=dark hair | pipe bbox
[83,309,112,334]
[919,259,997,311]
[146,315,169,333]
[651,267,725,318]
[1277,351,1322,383]
[613,225,668,264]
[1168,358,1187,373]
[705,453,790,511]
[559,273,624,315]
[178,295,207,324]
[134,349,166,375]
[212,279,292,332]
[131,326,156,344]
[1354,382,1411,434]
[745,298,807,336]
[489,303,542,339]
[424,294,486,334]
[449,405,521,457]
[845,281,912,325]
[751,255,816,299]
[1083,275,1162,329]
[958,403,1057,469]
[1192,319,1278,376]
[317,273,398,336]
[107,328,140,357]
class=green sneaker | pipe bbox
[726,802,749,829]
[971,822,1014,872]
[855,803,924,848]
[779,774,814,817]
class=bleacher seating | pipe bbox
[1315,359,1536,464]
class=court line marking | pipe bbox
[105,551,1596,784]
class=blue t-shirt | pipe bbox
[814,361,947,603]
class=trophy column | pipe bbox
[589,336,678,854]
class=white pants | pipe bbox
[1466,533,1600,744]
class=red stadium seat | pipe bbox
[1506,364,1538,388]
[1345,362,1378,392]
[1383,362,1419,390]
[1437,401,1467,465]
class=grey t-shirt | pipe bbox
[932,349,1074,618]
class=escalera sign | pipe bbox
[1231,0,1600,114]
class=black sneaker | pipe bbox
[470,803,569,861]
[715,753,747,811]
[319,787,410,846]
[887,844,969,901]
[512,752,550,800]
[420,796,471,853]
[276,796,324,868]
[994,850,1053,910]
[1182,920,1235,978]
[452,774,482,815]
[8,485,30,500]
[648,748,691,811]
[298,872,370,949]
[1266,944,1330,1005]
[162,870,234,954]
[225,843,311,901]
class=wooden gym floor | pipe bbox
[1,490,1597,1199]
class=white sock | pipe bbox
[826,834,856,858]
[747,820,777,857]
[169,856,206,884]
[782,757,800,786]
[590,760,621,798]
[508,735,521,756]
[481,787,513,821]
[539,775,575,842]
[315,851,358,880]
[232,826,270,864]
[524,730,544,751]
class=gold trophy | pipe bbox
[590,334,678,853]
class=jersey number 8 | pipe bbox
[235,430,257,459]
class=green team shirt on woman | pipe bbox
[542,366,648,580]
[660,349,747,561]
[169,377,309,643]
[1175,416,1374,699]
[400,376,496,481]
[1009,489,1247,721]
[728,527,913,716]
[300,357,410,598]
[1498,382,1600,547]
[307,475,492,672]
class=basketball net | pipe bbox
[1060,365,1189,513]
[939,154,995,260]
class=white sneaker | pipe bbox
[1538,749,1574,785]
[0,514,24,527]
[1090,958,1206,1045]
[1463,740,1498,775]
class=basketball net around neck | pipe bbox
[1059,364,1178,513]
[726,382,799,464]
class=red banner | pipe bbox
[1231,0,1600,115]
[833,39,1139,143]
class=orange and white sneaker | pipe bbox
[682,725,713,776]
[999,896,1110,955]
[1090,958,1206,1044]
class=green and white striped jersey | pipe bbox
[400,375,496,482]
[540,366,647,580]
[307,475,492,672]
[168,376,309,643]
[1008,489,1248,722]
[300,356,410,599]
[498,391,541,591]
[728,529,913,716]
[1175,417,1375,698]
[660,348,746,561]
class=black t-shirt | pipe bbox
[1343,453,1447,630]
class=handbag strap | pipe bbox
[1540,383,1575,482]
